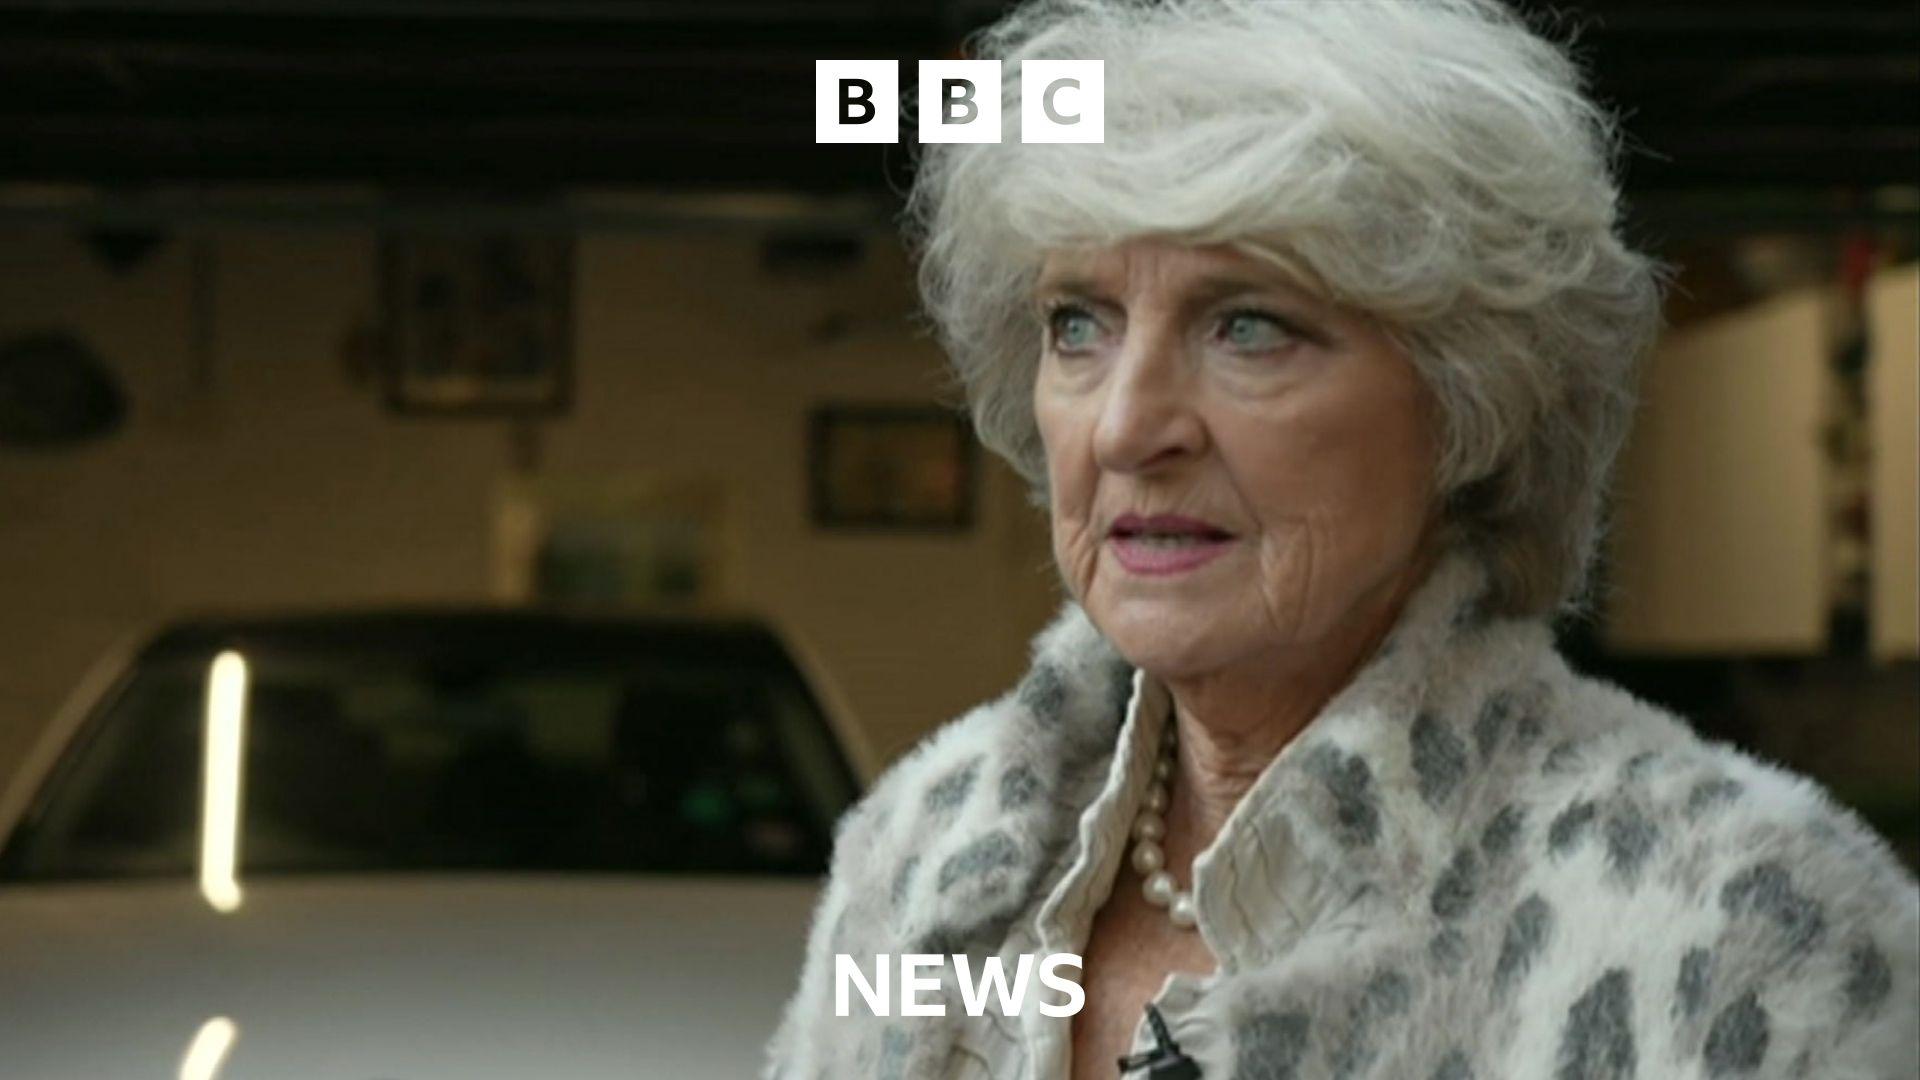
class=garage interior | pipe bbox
[0,0,1916,869]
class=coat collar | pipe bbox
[1002,546,1557,970]
[822,547,1564,1076]
[881,546,1557,970]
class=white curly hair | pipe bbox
[899,0,1674,621]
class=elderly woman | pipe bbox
[767,1,1919,1077]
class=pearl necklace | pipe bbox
[1130,720,1197,930]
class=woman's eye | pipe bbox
[1047,305,1101,352]
[1215,309,1298,352]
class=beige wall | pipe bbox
[1869,263,1919,661]
[1605,286,1832,652]
[0,227,1062,791]
[1605,263,1920,658]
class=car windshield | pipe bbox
[1,617,859,881]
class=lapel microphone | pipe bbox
[1116,1003,1202,1079]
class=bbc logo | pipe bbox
[815,60,1104,144]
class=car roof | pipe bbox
[137,607,798,667]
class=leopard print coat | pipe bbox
[765,550,1919,1079]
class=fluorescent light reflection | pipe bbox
[178,1016,238,1080]
[199,650,249,914]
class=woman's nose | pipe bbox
[1091,335,1206,474]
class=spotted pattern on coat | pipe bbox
[1017,663,1066,723]
[1548,800,1599,856]
[1302,743,1382,848]
[1431,1048,1474,1080]
[1234,1009,1311,1079]
[877,1025,913,1080]
[1843,941,1892,1019]
[890,854,920,908]
[1703,990,1770,1075]
[1411,712,1470,807]
[1331,969,1412,1078]
[768,553,1920,1080]
[1481,804,1525,859]
[925,756,982,812]
[1676,946,1713,1020]
[1621,751,1661,782]
[937,830,1020,893]
[913,900,1025,960]
[1431,845,1481,920]
[1514,712,1547,751]
[1721,861,1827,955]
[1603,803,1658,886]
[997,763,1040,810]
[1495,894,1553,994]
[1544,738,1588,775]
[1473,691,1515,761]
[1556,968,1636,1080]
[1429,928,1470,975]
[1686,778,1745,821]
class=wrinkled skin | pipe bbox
[1032,236,1449,1080]
[1032,236,1443,706]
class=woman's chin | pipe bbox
[1090,598,1247,680]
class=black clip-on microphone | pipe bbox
[1116,1003,1202,1079]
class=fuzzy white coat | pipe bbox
[765,552,1920,1078]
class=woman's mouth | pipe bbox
[1107,513,1237,576]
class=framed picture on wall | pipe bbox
[381,232,573,415]
[808,405,976,531]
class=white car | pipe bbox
[0,610,868,1079]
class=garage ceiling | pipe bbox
[0,0,1914,196]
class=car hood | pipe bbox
[0,875,820,1079]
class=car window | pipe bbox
[2,636,858,880]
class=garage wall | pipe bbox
[0,227,1064,792]
[1868,263,1919,660]
[1603,286,1831,652]
[1603,263,1920,658]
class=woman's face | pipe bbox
[1032,238,1442,680]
